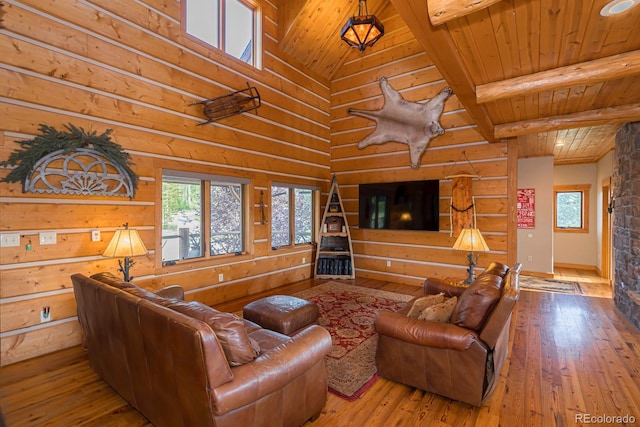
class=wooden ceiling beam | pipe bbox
[427,0,504,26]
[494,104,640,139]
[477,50,640,104]
[391,0,497,142]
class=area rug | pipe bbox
[519,276,583,294]
[294,282,413,401]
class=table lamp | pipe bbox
[103,223,148,282]
[453,226,490,284]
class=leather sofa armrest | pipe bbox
[374,310,478,351]
[212,325,332,414]
[424,278,468,297]
[155,285,184,300]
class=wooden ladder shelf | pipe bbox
[315,175,355,279]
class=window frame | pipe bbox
[553,184,590,233]
[270,183,317,250]
[183,0,262,69]
[161,170,250,265]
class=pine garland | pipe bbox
[0,123,138,193]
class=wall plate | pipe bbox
[0,233,20,247]
[39,232,57,245]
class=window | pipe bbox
[554,184,590,233]
[271,184,315,248]
[185,0,260,67]
[162,171,247,263]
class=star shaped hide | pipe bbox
[348,77,453,168]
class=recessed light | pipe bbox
[600,0,639,16]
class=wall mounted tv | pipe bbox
[358,180,440,231]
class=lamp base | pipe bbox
[463,252,479,284]
[118,257,136,282]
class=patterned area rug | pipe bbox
[294,282,413,401]
[519,276,583,294]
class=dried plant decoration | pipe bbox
[0,123,138,198]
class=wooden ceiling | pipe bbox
[279,0,640,165]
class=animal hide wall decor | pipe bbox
[348,77,453,168]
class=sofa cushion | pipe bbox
[162,300,260,366]
[450,274,502,331]
[418,296,457,322]
[406,293,445,318]
[478,262,509,279]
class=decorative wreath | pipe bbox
[0,123,138,194]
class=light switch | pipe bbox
[91,230,101,242]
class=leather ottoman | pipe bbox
[243,295,319,336]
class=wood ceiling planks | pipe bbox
[283,0,640,164]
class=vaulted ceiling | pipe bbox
[279,0,640,165]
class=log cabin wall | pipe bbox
[0,0,331,366]
[329,4,513,286]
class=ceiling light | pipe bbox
[340,0,384,53]
[600,0,639,16]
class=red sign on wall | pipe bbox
[517,188,535,229]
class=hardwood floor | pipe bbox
[1,272,638,427]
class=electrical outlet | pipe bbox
[40,306,51,323]
[91,230,101,242]
[386,260,391,267]
[39,231,57,245]
[0,233,20,247]
[302,257,306,264]
[218,273,224,282]
[527,255,533,262]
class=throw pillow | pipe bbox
[406,293,445,318]
[418,296,457,322]
[449,274,502,331]
[162,300,260,366]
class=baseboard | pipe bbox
[554,262,597,271]
[521,270,554,279]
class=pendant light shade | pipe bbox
[340,0,384,53]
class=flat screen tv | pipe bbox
[358,180,440,231]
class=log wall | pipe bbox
[330,5,514,286]
[0,0,330,366]
[0,0,516,366]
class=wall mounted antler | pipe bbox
[348,77,453,169]
[191,83,261,125]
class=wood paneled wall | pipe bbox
[329,4,514,286]
[0,0,331,366]
[0,0,517,367]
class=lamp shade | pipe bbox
[452,228,490,253]
[103,226,148,258]
[340,0,384,53]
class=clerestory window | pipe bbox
[184,0,260,67]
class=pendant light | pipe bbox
[340,0,384,53]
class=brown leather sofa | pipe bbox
[374,262,522,406]
[71,272,332,427]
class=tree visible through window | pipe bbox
[271,185,314,248]
[185,0,259,67]
[554,185,590,232]
[162,172,246,263]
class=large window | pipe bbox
[162,171,247,263]
[271,184,315,248]
[554,184,590,233]
[185,0,259,67]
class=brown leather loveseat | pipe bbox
[374,262,522,406]
[71,272,332,427]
